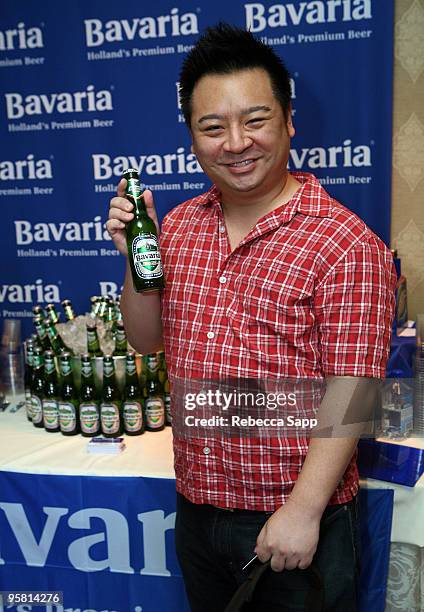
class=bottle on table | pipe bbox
[44,319,69,355]
[113,321,128,356]
[106,298,115,326]
[42,350,60,433]
[97,296,108,321]
[86,322,103,357]
[62,299,76,322]
[79,354,100,437]
[58,352,79,436]
[123,168,165,293]
[33,315,50,351]
[145,353,165,432]
[24,340,34,422]
[32,305,46,321]
[100,355,123,437]
[123,352,144,436]
[31,346,44,428]
[90,296,100,319]
[45,303,60,324]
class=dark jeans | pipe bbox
[175,493,361,612]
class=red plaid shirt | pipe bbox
[160,172,396,510]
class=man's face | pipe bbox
[190,68,294,200]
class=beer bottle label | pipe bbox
[45,359,56,375]
[103,362,114,377]
[132,234,163,280]
[81,362,92,377]
[126,361,137,376]
[42,399,59,429]
[61,362,72,377]
[101,402,120,434]
[59,402,76,432]
[145,398,165,429]
[80,403,99,433]
[31,395,42,424]
[123,401,142,432]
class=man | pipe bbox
[107,24,396,612]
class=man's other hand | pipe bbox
[254,500,320,571]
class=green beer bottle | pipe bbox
[100,355,123,437]
[113,321,128,356]
[123,352,144,435]
[79,354,100,437]
[145,353,165,432]
[33,315,50,351]
[62,299,76,321]
[58,352,80,436]
[31,346,45,428]
[123,168,164,293]
[44,319,69,355]
[97,296,108,321]
[45,303,60,324]
[86,322,103,357]
[43,350,60,432]
[24,341,34,421]
[32,305,46,321]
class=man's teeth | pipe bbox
[229,159,253,167]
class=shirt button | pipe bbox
[219,226,226,233]
[207,331,215,339]
[219,276,227,284]
[203,447,211,455]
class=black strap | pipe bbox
[224,560,324,612]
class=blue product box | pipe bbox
[357,438,424,487]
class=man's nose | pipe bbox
[223,126,252,154]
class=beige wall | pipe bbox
[392,0,424,319]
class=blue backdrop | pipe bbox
[0,0,394,338]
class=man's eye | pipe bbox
[248,118,265,125]
[204,125,222,132]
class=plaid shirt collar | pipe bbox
[199,172,333,223]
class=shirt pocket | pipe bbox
[225,264,317,369]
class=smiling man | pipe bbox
[107,24,396,612]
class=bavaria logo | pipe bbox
[289,139,371,169]
[93,149,202,180]
[245,1,372,32]
[4,85,113,120]
[0,154,52,180]
[84,8,199,47]
[0,22,43,51]
[0,279,60,303]
[14,217,110,245]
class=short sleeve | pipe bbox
[314,235,397,378]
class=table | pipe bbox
[0,408,420,611]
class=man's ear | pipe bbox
[286,105,295,138]
[190,143,195,154]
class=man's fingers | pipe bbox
[143,189,160,226]
[297,557,313,570]
[110,196,133,212]
[108,207,133,223]
[117,178,127,197]
[270,552,286,572]
[106,218,125,234]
